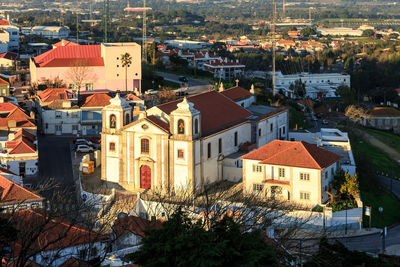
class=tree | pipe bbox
[65,59,98,95]
[362,29,375,38]
[300,27,316,37]
[345,105,369,124]
[336,85,356,106]
[121,52,133,92]
[339,173,360,200]
[127,209,287,266]
[290,79,306,98]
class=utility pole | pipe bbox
[142,0,147,62]
[282,0,285,18]
[76,0,79,43]
[104,0,109,43]
[272,0,276,96]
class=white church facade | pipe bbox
[101,86,289,194]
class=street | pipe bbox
[156,71,212,95]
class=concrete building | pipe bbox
[0,52,17,68]
[101,87,289,194]
[0,25,19,51]
[317,27,364,37]
[204,59,245,80]
[26,26,70,39]
[241,140,342,206]
[362,107,400,133]
[80,92,112,136]
[30,43,142,92]
[273,71,350,99]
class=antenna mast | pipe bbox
[104,0,109,43]
[142,0,147,62]
[76,0,79,43]
[272,0,276,96]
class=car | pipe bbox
[74,138,94,146]
[322,119,329,125]
[178,76,188,83]
[88,137,101,144]
[312,117,318,121]
[76,145,94,153]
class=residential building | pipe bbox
[52,39,79,49]
[0,77,10,96]
[3,209,108,266]
[0,128,39,176]
[0,174,44,212]
[101,87,288,194]
[26,26,69,39]
[361,107,400,133]
[204,59,245,80]
[30,43,142,92]
[0,25,19,51]
[273,71,350,99]
[289,128,356,175]
[35,88,80,135]
[241,140,342,206]
[0,102,36,135]
[317,27,364,37]
[0,52,17,68]
[80,92,112,135]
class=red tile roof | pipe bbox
[14,128,35,142]
[7,136,36,154]
[0,52,17,60]
[367,107,400,117]
[0,103,35,128]
[241,140,341,170]
[146,115,170,132]
[59,257,91,267]
[32,45,104,67]
[113,216,162,238]
[8,209,107,253]
[52,39,79,48]
[81,93,111,107]
[0,174,42,203]
[157,90,252,135]
[221,86,252,101]
[0,77,9,85]
[0,19,10,25]
[37,88,74,103]
[126,93,143,102]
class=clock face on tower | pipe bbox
[178,119,185,134]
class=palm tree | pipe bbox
[120,52,133,92]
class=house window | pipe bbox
[91,247,98,257]
[71,112,79,118]
[331,168,335,176]
[109,142,115,152]
[87,111,94,120]
[125,113,130,125]
[278,168,285,178]
[110,114,116,128]
[300,173,310,181]
[234,132,238,146]
[218,138,222,154]
[72,125,79,131]
[194,118,199,134]
[79,249,87,259]
[253,164,262,173]
[177,119,185,134]
[258,128,261,137]
[325,172,328,179]
[85,83,93,91]
[300,192,310,200]
[253,184,263,191]
[141,138,149,154]
[207,143,211,158]
[270,123,273,132]
[282,126,285,135]
[177,149,184,159]
[55,111,62,118]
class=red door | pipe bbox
[140,165,151,189]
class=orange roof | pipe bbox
[241,140,341,170]
[368,107,400,117]
[37,88,74,103]
[146,115,170,132]
[7,137,36,154]
[0,103,35,128]
[221,86,252,101]
[157,90,252,136]
[0,52,17,60]
[81,93,111,107]
[113,215,162,238]
[52,39,79,48]
[125,93,143,102]
[0,77,9,85]
[33,45,104,67]
[0,175,42,203]
[0,19,10,25]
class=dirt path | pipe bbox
[354,128,400,165]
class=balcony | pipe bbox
[263,179,290,185]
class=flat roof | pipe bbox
[247,105,277,117]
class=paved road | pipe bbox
[156,71,211,95]
[380,176,400,200]
[33,135,76,199]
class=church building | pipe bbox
[101,87,289,194]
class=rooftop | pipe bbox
[0,174,42,204]
[221,86,252,102]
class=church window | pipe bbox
[218,138,222,154]
[234,132,238,147]
[110,114,116,129]
[177,149,184,159]
[109,142,115,152]
[194,118,199,134]
[141,138,149,154]
[207,143,211,158]
[177,119,185,134]
[125,113,130,125]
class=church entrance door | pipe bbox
[140,165,151,189]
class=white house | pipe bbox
[273,71,351,99]
[0,25,19,51]
[241,140,342,206]
[29,26,70,39]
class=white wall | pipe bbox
[41,108,81,135]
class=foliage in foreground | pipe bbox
[126,209,288,267]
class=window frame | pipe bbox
[300,173,310,181]
[278,168,285,178]
[177,149,184,159]
[141,138,150,154]
[109,142,116,152]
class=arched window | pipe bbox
[177,119,185,134]
[194,118,199,134]
[110,114,116,129]
[141,138,149,154]
[125,113,130,125]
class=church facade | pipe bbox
[101,87,289,194]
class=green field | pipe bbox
[364,128,400,155]
[346,129,400,227]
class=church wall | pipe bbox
[173,141,189,191]
[105,134,120,183]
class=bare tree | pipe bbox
[65,59,98,96]
[345,105,370,124]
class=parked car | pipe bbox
[178,76,188,83]
[88,137,101,144]
[74,138,94,146]
[76,145,94,153]
[322,119,329,125]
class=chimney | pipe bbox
[7,120,16,128]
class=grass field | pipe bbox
[364,128,400,155]
[346,129,400,227]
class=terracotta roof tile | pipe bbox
[157,90,252,136]
[367,107,400,117]
[0,77,9,85]
[81,93,111,107]
[7,137,36,154]
[0,103,35,128]
[146,115,170,132]
[0,52,17,60]
[241,140,341,170]
[113,216,162,238]
[0,19,10,25]
[37,88,75,103]
[0,174,42,203]
[52,39,79,48]
[221,86,252,101]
